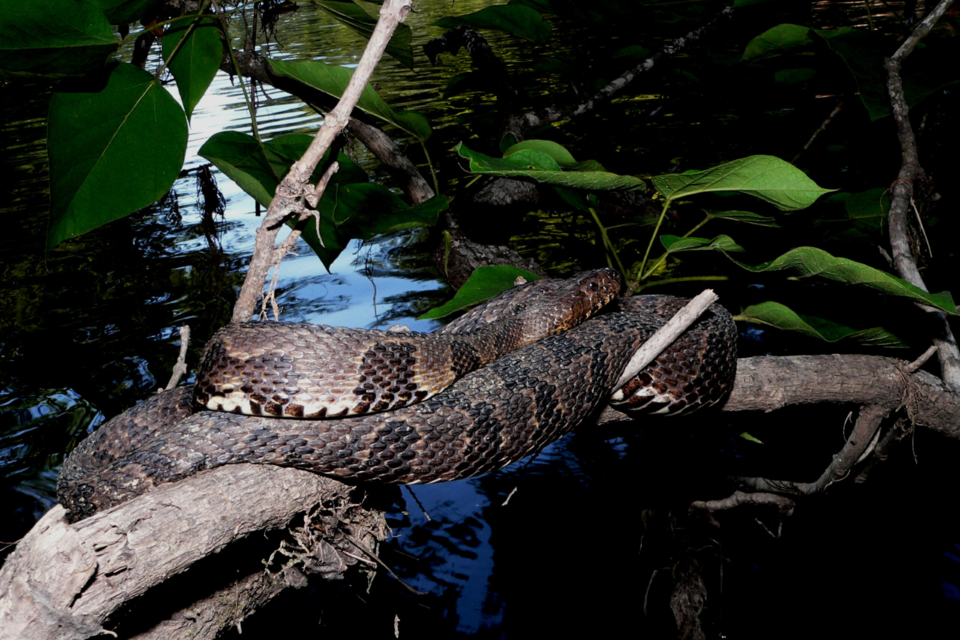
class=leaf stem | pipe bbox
[635,275,729,292]
[420,141,440,196]
[637,201,670,281]
[588,207,627,277]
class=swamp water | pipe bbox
[1,1,959,636]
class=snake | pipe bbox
[57,270,737,523]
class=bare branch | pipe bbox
[164,325,191,390]
[735,404,889,496]
[884,0,960,390]
[505,7,735,139]
[613,290,719,392]
[231,0,414,324]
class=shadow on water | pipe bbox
[2,0,960,637]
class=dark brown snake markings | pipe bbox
[58,272,737,523]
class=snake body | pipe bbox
[193,269,618,419]
[57,273,737,523]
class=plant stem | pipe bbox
[637,201,670,281]
[635,275,729,292]
[588,207,627,277]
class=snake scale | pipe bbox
[58,270,737,523]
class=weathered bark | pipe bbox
[884,0,960,390]
[599,354,960,439]
[4,352,960,639]
[0,466,385,640]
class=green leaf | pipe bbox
[651,155,834,211]
[199,131,367,264]
[660,235,745,254]
[312,0,414,70]
[88,0,161,25]
[436,5,552,43]
[813,29,888,121]
[0,0,117,77]
[739,301,908,347]
[268,58,431,140]
[704,209,780,227]
[200,131,441,268]
[504,139,577,166]
[198,131,367,207]
[314,188,447,269]
[47,63,187,247]
[774,68,817,85]
[457,143,645,191]
[739,432,764,444]
[162,16,222,120]
[326,184,445,239]
[843,188,889,225]
[419,266,542,320]
[731,247,956,314]
[741,24,814,61]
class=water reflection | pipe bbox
[2,1,959,636]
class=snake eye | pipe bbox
[588,281,598,291]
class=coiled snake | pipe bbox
[58,270,737,523]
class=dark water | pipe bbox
[2,1,960,637]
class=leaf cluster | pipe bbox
[0,0,955,349]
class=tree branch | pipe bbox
[884,0,960,390]
[230,0,414,323]
[505,6,735,140]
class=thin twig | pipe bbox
[613,290,719,392]
[164,325,191,390]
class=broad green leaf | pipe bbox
[741,24,814,61]
[504,140,577,166]
[843,188,889,226]
[457,143,645,191]
[774,68,817,85]
[704,209,780,227]
[816,29,960,120]
[88,0,161,25]
[268,58,431,140]
[48,63,187,247]
[198,131,367,207]
[315,188,448,269]
[739,301,908,347]
[199,131,367,263]
[419,266,542,320]
[660,235,745,254]
[200,131,441,268]
[651,155,834,211]
[731,247,956,313]
[814,29,888,120]
[312,0,414,70]
[325,184,445,239]
[509,0,554,13]
[436,5,552,43]
[566,159,608,173]
[0,0,117,77]
[163,16,222,120]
